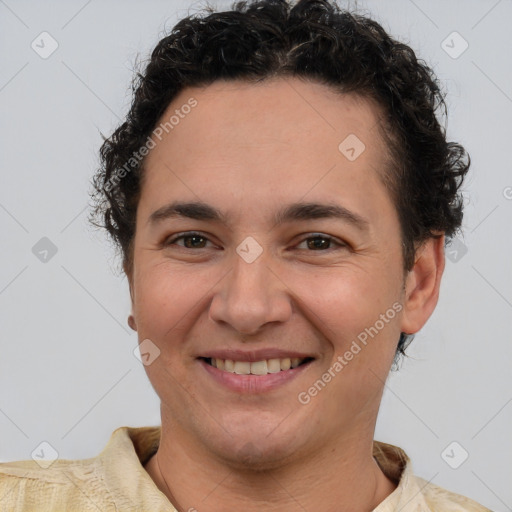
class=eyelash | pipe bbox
[164,231,347,252]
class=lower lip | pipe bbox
[198,359,313,393]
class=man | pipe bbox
[0,0,491,510]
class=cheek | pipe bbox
[133,263,213,342]
[289,265,397,341]
[289,265,403,397]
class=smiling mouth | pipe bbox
[200,357,314,375]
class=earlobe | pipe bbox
[400,235,445,335]
[128,312,137,331]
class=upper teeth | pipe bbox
[210,358,304,375]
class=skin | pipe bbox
[125,77,445,511]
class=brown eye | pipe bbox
[306,236,331,250]
[297,234,346,251]
[165,232,212,249]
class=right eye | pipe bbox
[164,232,214,249]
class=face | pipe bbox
[127,78,440,469]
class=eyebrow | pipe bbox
[147,200,370,232]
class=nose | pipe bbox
[208,249,293,336]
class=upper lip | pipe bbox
[197,349,316,362]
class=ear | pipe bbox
[123,261,134,304]
[400,234,445,335]
[123,261,137,331]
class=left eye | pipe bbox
[296,234,346,251]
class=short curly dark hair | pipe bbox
[89,0,470,364]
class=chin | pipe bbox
[217,438,297,472]
[204,420,305,472]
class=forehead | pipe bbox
[149,78,386,156]
[139,77,395,230]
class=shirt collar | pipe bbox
[372,440,430,511]
[98,425,172,510]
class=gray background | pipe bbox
[1,0,511,510]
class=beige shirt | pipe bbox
[0,426,491,511]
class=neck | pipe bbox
[145,424,397,512]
